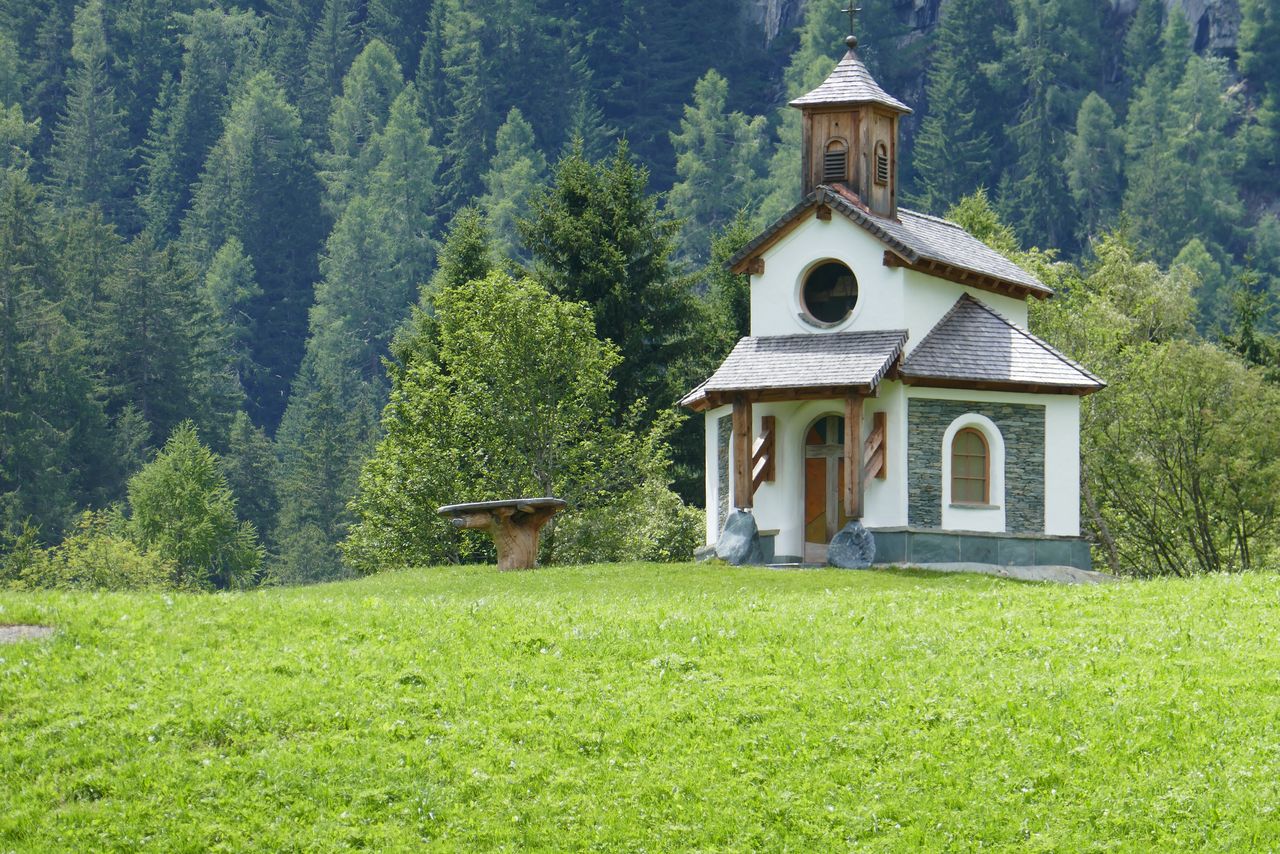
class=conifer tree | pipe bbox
[128,421,261,590]
[1122,0,1164,93]
[0,167,109,540]
[202,237,261,398]
[181,71,324,429]
[520,140,697,419]
[480,106,547,261]
[221,410,279,550]
[300,0,359,141]
[138,8,266,238]
[274,86,440,578]
[1123,48,1243,267]
[995,0,1104,250]
[96,230,228,446]
[911,0,1011,214]
[666,70,767,261]
[48,0,132,224]
[318,39,403,215]
[1239,0,1280,182]
[1065,92,1124,243]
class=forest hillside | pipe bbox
[3,0,1279,582]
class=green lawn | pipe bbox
[1,564,1278,852]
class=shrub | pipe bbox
[20,511,174,591]
[551,476,704,565]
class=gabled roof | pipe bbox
[680,330,907,412]
[728,185,1052,300]
[900,295,1105,395]
[789,49,912,114]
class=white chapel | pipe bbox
[681,28,1104,569]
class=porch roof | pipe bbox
[680,329,907,412]
[899,295,1105,394]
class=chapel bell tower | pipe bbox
[789,14,912,218]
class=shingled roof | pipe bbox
[789,49,911,113]
[900,295,1105,394]
[680,329,906,411]
[728,185,1051,300]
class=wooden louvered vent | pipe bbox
[823,141,848,183]
[874,142,890,186]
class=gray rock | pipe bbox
[693,543,718,563]
[716,511,764,566]
[828,521,876,569]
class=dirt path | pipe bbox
[0,624,54,643]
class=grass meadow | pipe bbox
[2,563,1278,851]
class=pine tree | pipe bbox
[96,230,228,446]
[300,0,359,142]
[181,71,324,430]
[128,421,262,590]
[0,167,110,540]
[995,0,1105,250]
[48,0,132,225]
[666,70,768,261]
[1065,92,1124,243]
[1123,42,1243,267]
[272,356,376,583]
[202,237,261,399]
[365,0,426,73]
[520,140,698,419]
[318,39,404,216]
[138,8,266,238]
[1239,0,1280,182]
[1122,0,1164,94]
[911,0,1011,214]
[221,411,278,550]
[480,107,547,261]
[274,86,440,578]
[439,39,492,213]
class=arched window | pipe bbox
[800,261,858,325]
[951,428,989,504]
[823,139,848,184]
[874,141,890,186]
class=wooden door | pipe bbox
[804,416,849,561]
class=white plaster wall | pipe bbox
[746,212,1031,346]
[749,214,905,338]
[906,388,1082,536]
[716,389,909,559]
[704,405,729,546]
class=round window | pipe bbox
[801,261,858,325]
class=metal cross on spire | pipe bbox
[841,4,863,48]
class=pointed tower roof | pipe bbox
[789,47,912,114]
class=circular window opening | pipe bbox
[801,261,858,325]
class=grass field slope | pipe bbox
[2,564,1279,851]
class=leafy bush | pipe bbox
[551,476,704,565]
[0,521,43,588]
[19,511,174,591]
[128,422,262,589]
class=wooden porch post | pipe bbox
[732,394,753,510]
[844,392,863,520]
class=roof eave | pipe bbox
[899,375,1106,396]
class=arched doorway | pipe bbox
[804,415,850,563]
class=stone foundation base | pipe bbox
[869,527,1092,571]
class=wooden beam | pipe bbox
[863,410,886,480]
[844,393,863,520]
[732,395,753,510]
[746,257,765,275]
[816,204,832,221]
[898,375,1099,396]
[751,415,775,494]
[703,384,877,410]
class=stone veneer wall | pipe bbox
[717,415,732,535]
[907,399,1045,533]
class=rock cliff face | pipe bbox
[1167,0,1241,57]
